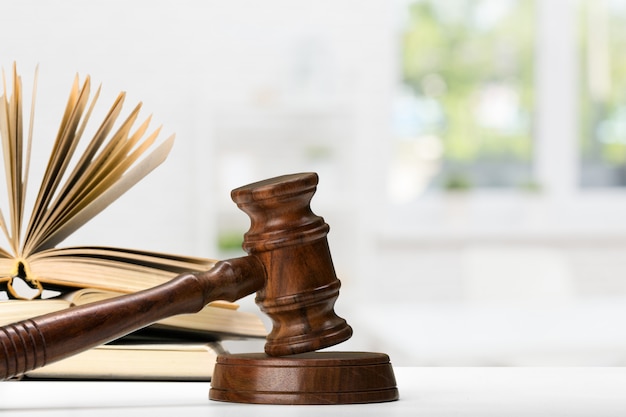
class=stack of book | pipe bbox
[0,64,266,381]
[0,288,266,381]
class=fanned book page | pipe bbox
[0,64,217,301]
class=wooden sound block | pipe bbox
[209,351,399,405]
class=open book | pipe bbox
[0,64,220,300]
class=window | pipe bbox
[390,0,535,203]
[579,0,626,187]
[384,0,626,238]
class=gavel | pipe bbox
[0,173,397,405]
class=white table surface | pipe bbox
[2,367,625,416]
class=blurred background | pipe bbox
[1,0,626,366]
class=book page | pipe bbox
[25,342,224,380]
[23,76,90,252]
[39,116,159,240]
[52,91,124,197]
[24,133,174,254]
[27,244,216,292]
[0,65,27,253]
[0,298,69,326]
[0,89,13,248]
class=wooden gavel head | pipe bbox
[231,172,353,356]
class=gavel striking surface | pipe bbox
[210,352,398,404]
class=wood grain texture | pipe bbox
[233,173,353,356]
[210,352,399,404]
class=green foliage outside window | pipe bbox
[579,1,626,171]
[400,0,535,188]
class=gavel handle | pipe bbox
[0,256,266,380]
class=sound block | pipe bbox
[209,351,399,405]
